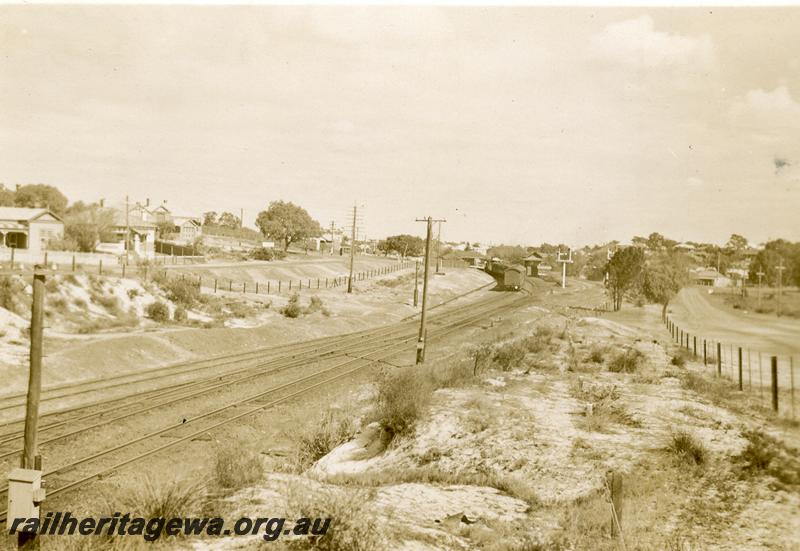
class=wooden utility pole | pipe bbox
[22,268,45,468]
[556,249,574,289]
[347,204,357,294]
[329,221,335,256]
[125,195,131,263]
[413,261,419,307]
[415,217,445,364]
[776,259,786,317]
[434,220,446,275]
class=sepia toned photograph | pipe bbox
[1,3,799,550]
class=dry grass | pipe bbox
[283,485,384,551]
[666,430,707,466]
[735,428,800,488]
[213,443,264,489]
[570,380,641,432]
[607,347,646,373]
[293,408,357,471]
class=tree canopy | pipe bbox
[255,201,322,251]
[376,234,424,257]
[606,246,645,311]
[642,253,691,319]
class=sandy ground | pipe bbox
[670,286,800,355]
[0,267,493,395]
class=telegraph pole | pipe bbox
[347,204,357,293]
[413,261,419,307]
[776,259,786,317]
[329,221,335,255]
[434,220,445,275]
[414,217,445,364]
[125,195,131,263]
[23,267,45,470]
[756,270,765,309]
[556,249,574,289]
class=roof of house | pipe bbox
[693,269,725,279]
[0,207,64,223]
[179,219,201,227]
[523,253,544,262]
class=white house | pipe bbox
[0,207,64,257]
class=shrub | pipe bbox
[213,445,263,489]
[667,431,707,466]
[285,486,383,551]
[250,247,276,261]
[307,295,330,316]
[173,305,187,322]
[586,344,609,364]
[608,348,645,373]
[145,301,169,322]
[117,476,204,520]
[492,340,528,371]
[281,293,303,318]
[127,288,139,300]
[372,367,433,437]
[160,277,200,308]
[294,409,356,470]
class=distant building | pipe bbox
[522,252,544,277]
[692,268,732,287]
[0,207,64,257]
[537,263,553,274]
[442,250,486,268]
[177,218,202,243]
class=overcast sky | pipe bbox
[1,6,799,247]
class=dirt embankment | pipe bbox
[204,294,800,551]
[0,268,493,394]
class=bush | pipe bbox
[608,348,646,373]
[281,293,303,318]
[306,295,331,316]
[145,301,170,322]
[667,431,707,466]
[214,445,263,489]
[285,486,383,551]
[250,247,277,261]
[126,288,139,300]
[173,305,187,322]
[46,237,80,252]
[372,367,433,437]
[294,409,356,470]
[162,277,200,308]
[586,344,609,364]
[118,476,204,520]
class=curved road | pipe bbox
[670,286,800,355]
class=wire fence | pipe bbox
[664,315,797,420]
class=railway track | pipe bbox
[0,290,527,521]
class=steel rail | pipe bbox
[0,293,525,520]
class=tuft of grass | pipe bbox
[666,430,707,466]
[586,344,610,364]
[294,409,357,470]
[607,348,646,373]
[281,293,304,318]
[117,476,205,520]
[284,485,384,551]
[213,444,263,489]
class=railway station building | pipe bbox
[0,207,65,257]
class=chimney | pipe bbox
[99,198,105,207]
[146,198,150,207]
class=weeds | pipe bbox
[116,476,205,520]
[294,409,357,470]
[213,444,263,489]
[607,348,645,373]
[735,429,800,487]
[666,430,707,466]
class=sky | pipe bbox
[1,6,799,247]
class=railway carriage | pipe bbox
[503,265,525,291]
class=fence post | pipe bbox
[214,279,217,293]
[198,276,202,289]
[317,279,320,289]
[72,255,76,272]
[10,246,15,269]
[289,280,292,291]
[738,347,743,391]
[717,342,722,377]
[790,356,795,420]
[99,260,103,275]
[608,471,623,538]
[44,251,48,267]
[255,282,259,294]
[771,356,779,413]
[229,280,232,292]
[122,263,126,278]
[267,281,270,294]
[693,336,697,357]
[703,340,707,366]
[325,278,328,288]
[243,282,246,294]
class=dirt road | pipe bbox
[670,286,800,355]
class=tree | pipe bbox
[217,212,241,229]
[487,245,528,264]
[255,201,322,251]
[606,246,645,311]
[63,201,118,252]
[0,184,14,206]
[202,211,218,226]
[377,235,424,257]
[13,184,68,215]
[642,253,691,320]
[725,234,748,253]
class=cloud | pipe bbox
[745,86,800,116]
[590,15,714,69]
